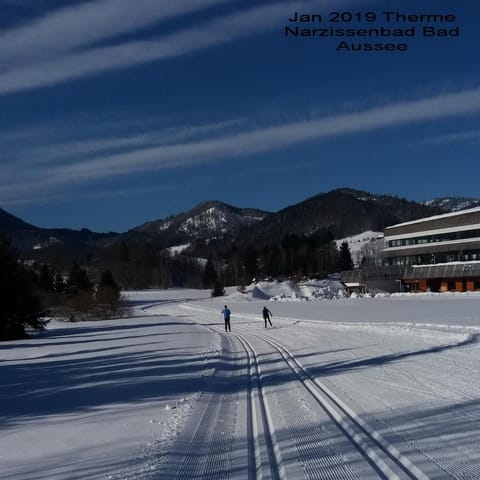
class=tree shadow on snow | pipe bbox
[1,318,477,441]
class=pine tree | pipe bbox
[202,258,217,288]
[242,244,258,282]
[96,270,122,319]
[66,262,93,294]
[53,273,66,294]
[38,264,55,291]
[338,241,354,271]
[0,236,46,340]
[211,281,226,297]
[65,262,94,320]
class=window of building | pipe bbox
[386,227,480,249]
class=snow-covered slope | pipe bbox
[134,200,270,242]
[423,196,480,212]
[177,205,264,236]
[2,289,480,479]
[335,230,384,266]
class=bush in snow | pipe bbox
[211,281,226,297]
[60,266,128,321]
[95,270,128,319]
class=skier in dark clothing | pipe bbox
[221,305,231,332]
[262,306,273,328]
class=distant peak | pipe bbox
[194,200,234,210]
[422,196,480,212]
[0,207,37,231]
[329,187,374,198]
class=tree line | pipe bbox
[67,232,354,292]
[91,232,354,291]
[1,230,355,339]
[197,232,354,290]
[0,235,126,340]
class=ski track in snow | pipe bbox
[2,290,480,479]
[195,319,428,479]
[160,301,480,479]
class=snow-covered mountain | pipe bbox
[423,197,480,212]
[0,189,446,259]
[133,200,270,243]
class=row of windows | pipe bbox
[387,250,480,267]
[386,228,480,248]
[407,280,480,292]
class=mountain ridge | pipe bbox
[422,196,480,212]
[129,200,271,245]
[2,190,479,258]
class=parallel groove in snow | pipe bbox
[260,335,429,480]
[143,301,480,479]
[237,333,287,480]
[264,365,358,480]
[236,334,263,480]
[156,334,239,479]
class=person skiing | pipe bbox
[262,306,273,328]
[221,305,231,332]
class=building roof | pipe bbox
[404,262,480,280]
[385,206,480,231]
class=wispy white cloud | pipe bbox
[0,183,182,207]
[2,86,480,203]
[0,0,232,67]
[11,118,244,167]
[415,129,480,146]
[52,86,480,177]
[0,0,354,94]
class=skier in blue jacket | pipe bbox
[221,305,231,332]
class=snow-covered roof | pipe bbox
[411,260,480,268]
[385,206,480,230]
[404,261,480,279]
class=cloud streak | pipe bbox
[54,86,480,177]
[0,0,354,94]
[9,119,244,167]
[415,129,480,146]
[0,0,231,67]
[2,86,480,202]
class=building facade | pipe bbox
[383,207,480,292]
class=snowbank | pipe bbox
[251,279,346,301]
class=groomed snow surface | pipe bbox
[2,284,480,479]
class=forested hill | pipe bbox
[238,188,443,244]
[0,207,39,250]
[0,207,115,253]
[0,188,457,268]
[0,188,465,290]
[129,200,270,244]
[0,207,37,232]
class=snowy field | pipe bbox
[2,287,480,479]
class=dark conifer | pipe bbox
[211,281,226,297]
[202,258,217,288]
[96,270,122,318]
[338,241,354,271]
[0,235,46,340]
[67,262,93,294]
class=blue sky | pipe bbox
[1,0,479,232]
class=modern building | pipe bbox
[383,207,480,292]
